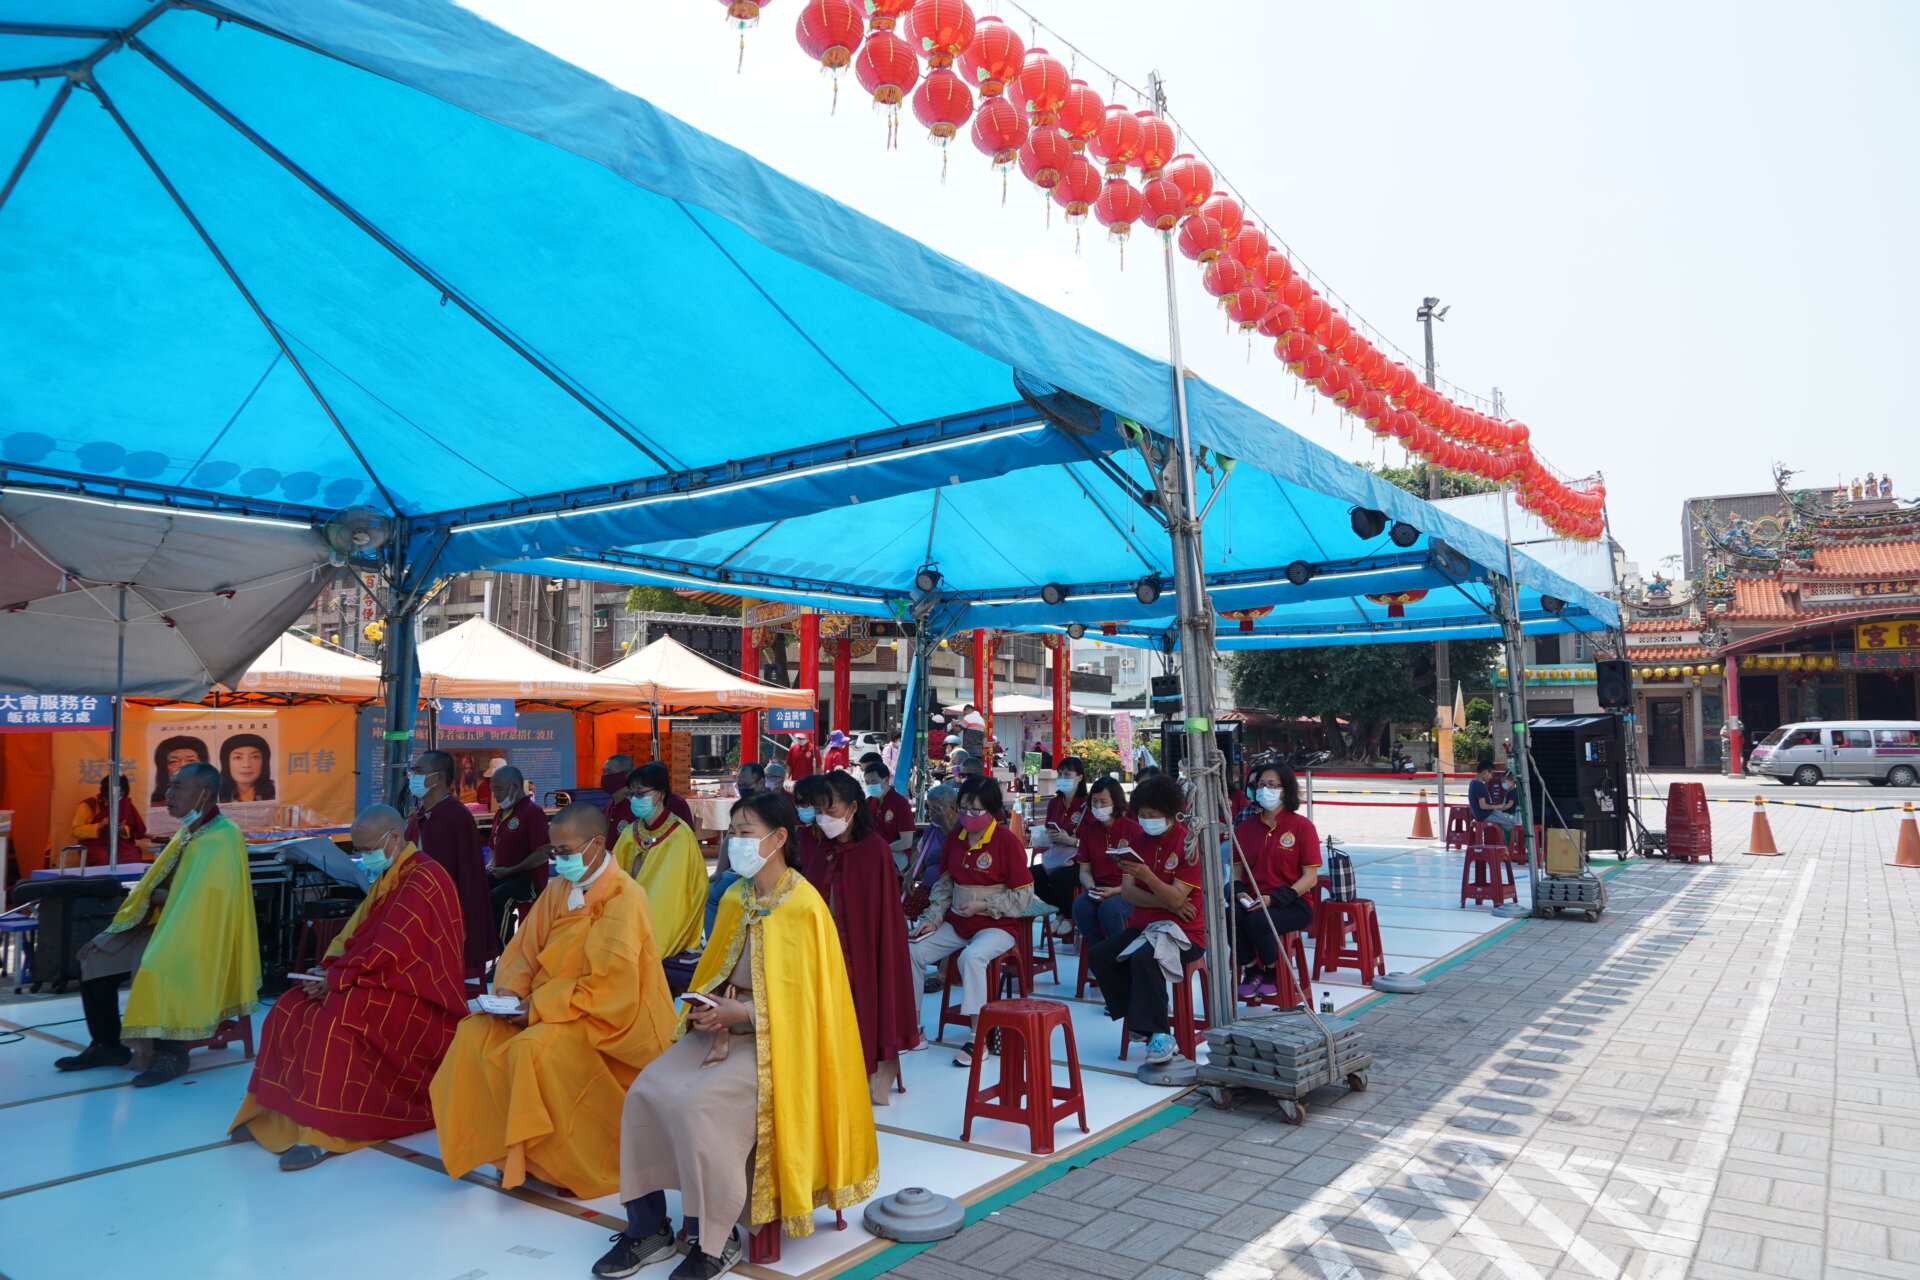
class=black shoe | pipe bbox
[921,973,943,994]
[670,1228,741,1280]
[592,1229,677,1278]
[53,1042,132,1072]
[131,1052,188,1088]
[278,1144,334,1172]
[952,1040,975,1068]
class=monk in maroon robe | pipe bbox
[812,772,920,1104]
[405,750,497,980]
[231,804,466,1169]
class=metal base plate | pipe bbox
[1137,1056,1200,1088]
[1371,972,1429,994]
[863,1187,966,1243]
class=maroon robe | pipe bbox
[245,849,467,1140]
[814,830,920,1075]
[407,793,498,978]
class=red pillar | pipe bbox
[798,612,821,749]
[983,631,996,754]
[740,624,760,765]
[832,634,852,737]
[1051,636,1069,762]
[1722,654,1743,775]
[971,629,990,756]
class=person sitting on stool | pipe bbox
[486,766,551,940]
[1468,758,1521,838]
[60,762,259,1086]
[1231,760,1321,1001]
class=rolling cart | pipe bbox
[1197,1009,1372,1125]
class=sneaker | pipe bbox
[1254,976,1280,998]
[952,1041,975,1068]
[1145,1033,1177,1065]
[278,1144,334,1172]
[593,1228,677,1278]
[921,973,944,994]
[131,1051,188,1088]
[1236,977,1262,1000]
[53,1042,133,1072]
[903,1036,931,1053]
[670,1227,742,1280]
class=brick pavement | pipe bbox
[879,803,1920,1280]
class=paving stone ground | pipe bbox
[880,801,1920,1280]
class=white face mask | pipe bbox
[178,808,202,830]
[1256,786,1283,811]
[1139,816,1170,837]
[816,812,850,839]
[1092,803,1114,823]
[864,783,885,799]
[408,774,430,799]
[727,833,772,878]
[1054,776,1076,795]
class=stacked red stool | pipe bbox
[1311,899,1386,983]
[1117,956,1212,1061]
[962,998,1089,1155]
[1460,844,1517,908]
[1666,783,1713,862]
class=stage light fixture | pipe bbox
[914,567,942,593]
[1284,560,1316,586]
[1134,575,1163,605]
[1389,521,1419,547]
[1348,507,1387,540]
[1541,596,1566,614]
[1066,622,1087,640]
[1041,582,1069,606]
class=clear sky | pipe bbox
[465,0,1920,573]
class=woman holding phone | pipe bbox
[1087,775,1202,1065]
[1030,755,1090,934]
[1069,776,1141,950]
[1231,760,1321,1000]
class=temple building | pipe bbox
[1616,467,1919,771]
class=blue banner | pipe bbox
[355,706,575,814]
[0,692,114,732]
[768,707,815,733]
[439,698,516,730]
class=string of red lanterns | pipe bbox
[770,0,1607,540]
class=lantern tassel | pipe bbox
[941,147,948,185]
[737,31,744,75]
[831,80,838,116]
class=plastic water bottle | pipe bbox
[1319,991,1334,1014]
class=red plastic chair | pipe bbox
[1242,931,1313,1012]
[1311,899,1386,983]
[1443,806,1477,850]
[1117,956,1211,1062]
[180,1016,254,1060]
[962,998,1089,1155]
[935,949,1021,1043]
[1461,846,1517,908]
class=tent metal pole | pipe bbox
[897,628,931,811]
[1151,71,1236,1033]
[1493,486,1541,917]
[108,585,126,872]
[380,548,426,810]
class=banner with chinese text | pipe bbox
[1854,620,1920,652]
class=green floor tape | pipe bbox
[831,1103,1196,1280]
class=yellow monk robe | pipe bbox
[611,811,706,957]
[686,870,878,1236]
[107,813,259,1041]
[429,859,674,1197]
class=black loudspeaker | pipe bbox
[1527,714,1627,852]
[1594,659,1632,710]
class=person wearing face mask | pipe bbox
[609,763,706,958]
[230,804,467,1170]
[908,776,1036,1068]
[821,729,851,774]
[902,784,958,930]
[784,732,819,783]
[1070,776,1143,951]
[733,760,766,797]
[599,790,877,1280]
[1031,757,1090,934]
[863,761,916,861]
[600,754,638,833]
[804,772,919,1104]
[405,750,496,982]
[789,773,831,887]
[59,762,259,1086]
[486,765,552,941]
[1086,776,1204,1065]
[432,802,674,1202]
[764,760,789,792]
[1231,761,1322,1000]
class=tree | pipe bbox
[1362,461,1501,500]
[623,585,740,618]
[1230,638,1501,763]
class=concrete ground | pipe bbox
[879,802,1920,1280]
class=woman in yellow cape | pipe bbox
[599,790,877,1278]
[611,763,706,957]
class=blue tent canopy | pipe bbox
[0,0,1615,646]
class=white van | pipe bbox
[1747,720,1920,787]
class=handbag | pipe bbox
[1319,839,1357,903]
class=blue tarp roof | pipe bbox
[0,0,1615,643]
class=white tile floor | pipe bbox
[0,843,1515,1278]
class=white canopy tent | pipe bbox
[219,633,385,701]
[416,617,647,704]
[596,634,812,711]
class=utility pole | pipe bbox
[1417,295,1453,744]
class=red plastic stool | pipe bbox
[936,950,1019,1043]
[1024,914,1059,985]
[292,913,352,971]
[962,998,1089,1155]
[181,1016,255,1060]
[748,1212,846,1263]
[1311,899,1386,983]
[1461,846,1517,907]
[1242,932,1313,1012]
[1443,806,1476,850]
[1118,956,1211,1061]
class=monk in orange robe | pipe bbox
[230,804,467,1171]
[429,802,674,1199]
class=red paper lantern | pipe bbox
[1017,125,1072,190]
[1227,286,1273,331]
[865,0,909,29]
[1256,307,1295,340]
[722,0,766,24]
[970,93,1026,167]
[796,0,863,74]
[855,29,919,109]
[906,0,974,67]
[1017,48,1069,125]
[1164,153,1214,209]
[1133,111,1176,175]
[1324,312,1351,353]
[1506,420,1530,446]
[1093,176,1145,242]
[1201,256,1246,297]
[1142,176,1184,231]
[1090,104,1142,176]
[1299,293,1330,335]
[1176,212,1223,262]
[1052,153,1101,223]
[1198,192,1243,240]
[1365,590,1428,619]
[1279,331,1316,365]
[1219,605,1275,633]
[911,66,973,141]
[1279,275,1310,310]
[958,13,1022,94]
[1298,348,1329,381]
[1228,225,1269,269]
[1258,250,1294,295]
[1058,79,1104,153]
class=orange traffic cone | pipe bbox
[1410,788,1435,840]
[1744,795,1781,856]
[1890,803,1920,868]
